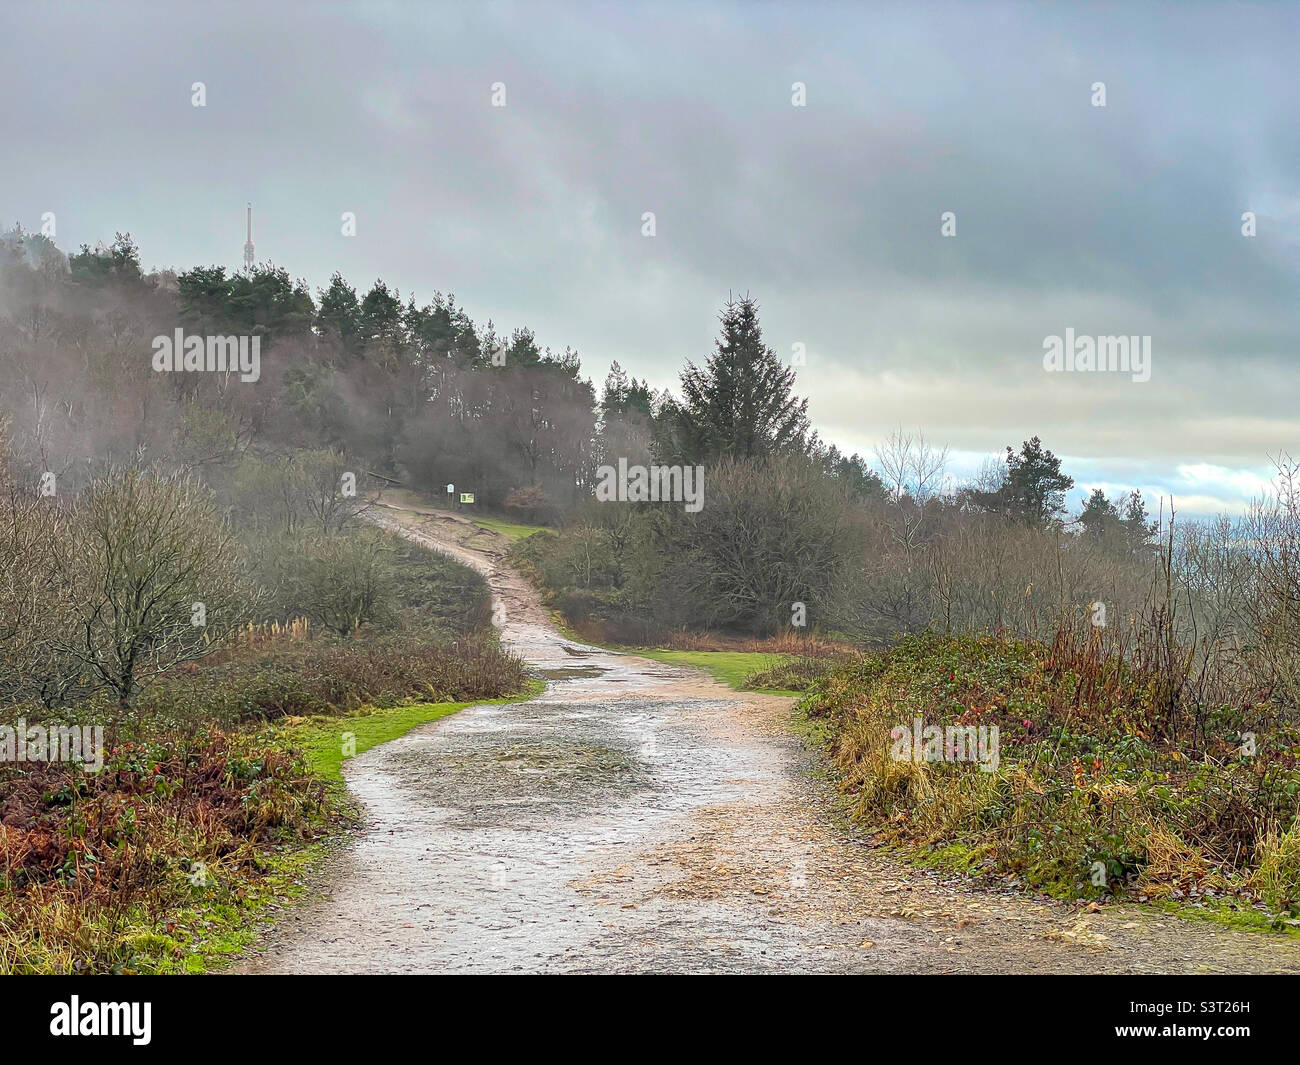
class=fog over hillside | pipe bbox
[2,1,1296,514]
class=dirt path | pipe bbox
[235,503,1300,974]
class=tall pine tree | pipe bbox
[664,295,809,463]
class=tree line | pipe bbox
[0,226,1175,652]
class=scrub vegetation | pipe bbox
[3,227,1298,968]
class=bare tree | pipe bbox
[1239,455,1300,709]
[297,448,374,536]
[0,421,72,702]
[875,428,949,556]
[276,529,392,637]
[48,470,251,709]
[673,455,862,634]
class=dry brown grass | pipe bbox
[1251,825,1300,909]
[1135,825,1215,897]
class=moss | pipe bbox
[915,842,988,875]
[1139,896,1300,936]
[151,840,334,974]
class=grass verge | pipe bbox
[286,680,545,783]
[632,650,801,696]
[188,681,546,972]
[1,684,542,974]
[470,515,548,542]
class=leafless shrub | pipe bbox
[1238,455,1300,710]
[40,468,253,709]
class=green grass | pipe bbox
[633,650,800,696]
[148,840,334,974]
[286,680,545,782]
[182,680,541,972]
[471,515,548,542]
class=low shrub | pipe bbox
[0,728,328,974]
[134,630,528,736]
[810,629,1300,910]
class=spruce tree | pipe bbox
[668,295,809,463]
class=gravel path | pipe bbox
[234,503,1300,974]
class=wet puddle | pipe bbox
[538,665,606,680]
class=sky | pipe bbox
[2,0,1296,515]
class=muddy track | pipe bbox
[235,503,1300,974]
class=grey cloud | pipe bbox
[1,0,1295,514]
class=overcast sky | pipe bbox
[3,0,1296,515]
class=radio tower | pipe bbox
[243,203,255,270]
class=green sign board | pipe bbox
[459,493,475,504]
